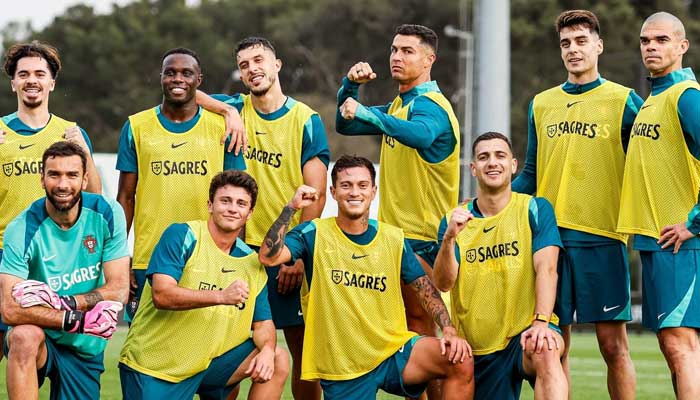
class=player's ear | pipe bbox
[511,158,518,174]
[470,161,477,177]
[246,208,254,221]
[81,171,88,191]
[330,185,337,201]
[275,59,282,72]
[370,184,377,201]
[207,200,213,214]
[597,38,604,55]
[49,78,55,92]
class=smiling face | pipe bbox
[41,155,87,213]
[331,166,377,220]
[640,18,688,77]
[559,25,602,82]
[12,56,55,109]
[208,184,253,233]
[236,44,280,97]
[471,138,517,193]
[160,53,201,105]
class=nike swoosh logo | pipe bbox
[42,254,56,262]
[657,312,666,320]
[641,104,654,110]
[483,226,495,233]
[351,253,368,259]
[171,142,188,148]
[255,131,267,135]
[19,143,36,150]
[603,305,620,312]
[398,345,405,353]
[221,267,236,273]
[298,310,303,316]
[566,101,583,108]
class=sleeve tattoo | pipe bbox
[263,205,297,258]
[84,290,104,309]
[409,276,452,330]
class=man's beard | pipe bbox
[46,191,81,212]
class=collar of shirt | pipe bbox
[399,80,440,104]
[561,75,605,95]
[648,67,696,95]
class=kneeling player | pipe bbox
[0,141,129,399]
[259,155,474,400]
[119,170,288,399]
[434,132,566,399]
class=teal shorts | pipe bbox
[555,243,631,325]
[250,245,303,328]
[474,324,559,400]
[320,336,426,399]
[641,250,700,332]
[4,334,104,400]
[119,338,256,400]
[406,239,439,268]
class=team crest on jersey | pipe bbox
[2,163,12,177]
[48,277,62,292]
[83,235,97,254]
[331,270,343,284]
[151,161,162,176]
[466,249,477,263]
[546,124,557,138]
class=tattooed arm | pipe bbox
[409,275,473,361]
[73,256,130,310]
[259,185,319,266]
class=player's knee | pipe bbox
[598,336,629,363]
[530,348,562,377]
[7,325,44,355]
[658,330,699,364]
[274,347,290,380]
[447,356,474,382]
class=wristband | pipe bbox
[59,295,77,310]
[532,313,550,324]
[62,310,84,333]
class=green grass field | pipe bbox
[2,329,675,399]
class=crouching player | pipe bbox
[259,155,474,400]
[0,141,129,400]
[119,170,288,399]
[434,132,567,399]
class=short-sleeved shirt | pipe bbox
[0,193,129,358]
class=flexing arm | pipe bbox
[259,186,319,266]
[433,208,472,291]
[150,273,248,310]
[247,319,278,382]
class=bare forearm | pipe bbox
[152,285,223,310]
[85,156,102,194]
[260,205,297,263]
[252,320,277,351]
[533,248,559,316]
[196,90,231,115]
[433,238,459,292]
[2,299,64,329]
[409,276,452,330]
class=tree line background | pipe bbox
[1,0,700,162]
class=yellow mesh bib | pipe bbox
[533,82,631,242]
[130,109,225,269]
[618,80,700,238]
[240,96,313,246]
[450,193,558,355]
[0,115,74,248]
[301,218,417,381]
[379,91,460,241]
[120,220,266,382]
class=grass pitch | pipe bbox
[1,328,674,399]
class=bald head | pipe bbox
[642,12,686,39]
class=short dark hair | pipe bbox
[555,10,601,36]
[471,132,513,157]
[395,24,438,53]
[4,41,61,78]
[235,37,276,57]
[42,141,87,174]
[331,155,376,186]
[208,170,258,209]
[161,47,201,69]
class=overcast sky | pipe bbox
[0,1,135,32]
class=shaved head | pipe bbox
[642,12,686,39]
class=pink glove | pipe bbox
[12,280,76,310]
[62,301,122,339]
